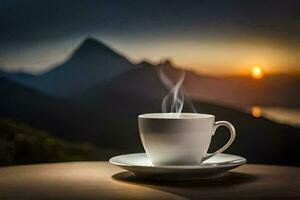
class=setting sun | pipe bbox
[251,106,262,118]
[251,66,264,79]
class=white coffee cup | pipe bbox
[138,113,236,166]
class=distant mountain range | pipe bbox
[0,76,101,141]
[1,37,299,109]
[1,37,134,97]
[0,37,299,166]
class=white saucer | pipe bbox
[109,153,246,180]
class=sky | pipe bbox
[0,0,299,75]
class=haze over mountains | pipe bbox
[0,37,299,166]
[1,38,134,97]
[2,37,299,109]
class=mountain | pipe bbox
[135,61,300,110]
[1,70,299,165]
[73,60,163,105]
[87,59,300,111]
[1,39,299,166]
[72,62,300,166]
[2,37,135,97]
[2,38,299,109]
[0,76,103,142]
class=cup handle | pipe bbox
[202,121,236,162]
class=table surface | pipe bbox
[0,162,299,200]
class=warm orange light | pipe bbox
[251,66,264,79]
[251,106,262,118]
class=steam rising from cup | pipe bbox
[159,61,196,118]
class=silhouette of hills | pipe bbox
[2,37,135,97]
[0,38,299,166]
[133,60,300,110]
[72,62,300,165]
[0,76,104,142]
[2,37,299,109]
[101,59,300,110]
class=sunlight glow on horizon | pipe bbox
[108,36,298,76]
[1,35,299,76]
[251,106,262,118]
[251,66,264,79]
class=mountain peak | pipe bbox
[82,37,105,47]
[71,37,117,58]
[84,36,98,42]
[159,59,174,67]
[137,60,156,68]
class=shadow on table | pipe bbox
[112,171,258,199]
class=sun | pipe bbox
[251,66,264,79]
[251,106,262,118]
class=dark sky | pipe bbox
[0,0,299,74]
